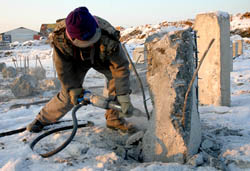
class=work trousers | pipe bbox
[36,53,123,124]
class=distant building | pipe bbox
[0,34,11,50]
[1,27,39,43]
[0,34,11,43]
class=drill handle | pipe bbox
[77,91,123,112]
[90,95,122,112]
[77,90,92,104]
[107,102,122,112]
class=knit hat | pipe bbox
[66,7,101,48]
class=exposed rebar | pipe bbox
[182,39,215,128]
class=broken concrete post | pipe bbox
[2,66,17,78]
[142,28,201,163]
[237,39,243,56]
[133,46,145,64]
[39,78,61,91]
[232,41,238,57]
[194,12,231,106]
[0,62,6,72]
[229,41,233,71]
[29,67,46,80]
[11,74,38,97]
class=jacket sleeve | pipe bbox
[108,43,131,95]
[53,46,83,91]
[95,16,130,95]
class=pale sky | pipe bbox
[0,0,249,33]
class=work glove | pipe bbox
[69,88,84,105]
[117,94,134,118]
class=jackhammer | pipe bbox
[77,90,123,112]
[30,43,149,158]
[30,90,143,158]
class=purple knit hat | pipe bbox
[66,7,101,47]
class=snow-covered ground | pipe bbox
[230,13,250,31]
[1,14,250,170]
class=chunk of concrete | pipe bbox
[142,28,201,163]
[194,12,231,106]
[201,139,214,150]
[231,35,243,57]
[132,46,145,64]
[0,62,6,72]
[2,66,17,78]
[126,131,144,147]
[229,41,233,71]
[39,78,61,90]
[187,153,204,166]
[232,41,238,57]
[237,39,243,56]
[11,74,38,97]
[29,67,46,80]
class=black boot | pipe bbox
[26,119,47,133]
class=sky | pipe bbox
[0,0,250,33]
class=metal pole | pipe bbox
[24,56,26,74]
[37,55,44,70]
[27,55,29,72]
[12,58,17,69]
[193,31,199,110]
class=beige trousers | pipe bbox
[37,62,119,124]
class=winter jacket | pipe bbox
[50,16,130,95]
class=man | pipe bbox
[27,7,136,133]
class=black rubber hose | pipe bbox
[30,103,88,158]
[121,43,150,120]
[0,120,90,138]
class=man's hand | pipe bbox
[117,94,134,118]
[69,88,84,105]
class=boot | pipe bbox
[105,109,137,133]
[26,119,48,133]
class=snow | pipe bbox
[230,35,243,41]
[120,23,185,45]
[120,27,137,37]
[0,16,250,170]
[231,13,250,31]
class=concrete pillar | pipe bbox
[194,12,231,106]
[237,39,243,56]
[232,41,238,57]
[142,28,201,163]
[229,41,233,71]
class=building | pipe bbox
[1,27,39,43]
[0,34,11,43]
[0,34,11,50]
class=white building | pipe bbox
[2,27,39,43]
